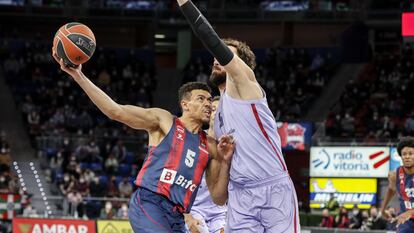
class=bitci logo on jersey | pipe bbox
[160,168,197,192]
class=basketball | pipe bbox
[52,22,96,67]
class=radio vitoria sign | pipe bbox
[310,147,390,178]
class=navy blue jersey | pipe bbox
[136,118,210,213]
[396,166,414,217]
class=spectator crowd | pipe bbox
[325,43,414,142]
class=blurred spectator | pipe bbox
[75,176,90,197]
[367,206,387,230]
[320,208,335,228]
[349,205,362,229]
[118,177,133,198]
[22,204,38,218]
[116,202,129,219]
[89,177,105,197]
[335,207,349,228]
[66,190,85,218]
[106,176,119,197]
[360,210,370,230]
[0,141,11,168]
[405,113,414,133]
[0,175,8,193]
[111,139,127,162]
[83,169,95,184]
[105,154,119,175]
[326,193,340,216]
[27,110,40,138]
[59,173,74,196]
[100,201,116,219]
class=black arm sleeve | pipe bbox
[180,0,234,66]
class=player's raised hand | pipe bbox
[217,134,235,165]
[52,49,83,80]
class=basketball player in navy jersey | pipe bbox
[52,52,234,232]
[185,96,227,233]
[380,137,414,233]
[177,0,300,232]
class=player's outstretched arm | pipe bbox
[380,171,396,219]
[205,135,234,205]
[52,51,172,132]
[177,0,262,100]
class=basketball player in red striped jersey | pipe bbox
[52,52,234,233]
[380,137,414,233]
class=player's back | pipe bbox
[214,91,288,184]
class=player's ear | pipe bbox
[181,100,189,112]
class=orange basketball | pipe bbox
[53,22,96,67]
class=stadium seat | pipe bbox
[99,175,108,186]
[118,164,132,176]
[79,162,91,170]
[125,152,134,164]
[115,176,124,186]
[45,148,57,159]
[90,163,103,172]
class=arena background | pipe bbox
[0,0,411,232]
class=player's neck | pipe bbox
[404,166,414,175]
[207,127,215,138]
[179,115,202,134]
[218,83,226,94]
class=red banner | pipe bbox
[13,218,96,233]
[402,13,414,36]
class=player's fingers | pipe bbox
[219,135,234,144]
[52,49,60,63]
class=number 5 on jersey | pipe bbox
[185,149,196,168]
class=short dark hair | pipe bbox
[397,137,414,156]
[223,38,256,70]
[178,82,211,108]
[212,96,220,102]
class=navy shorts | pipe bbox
[128,187,186,233]
[398,219,414,233]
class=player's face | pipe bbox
[186,89,212,124]
[209,99,219,126]
[210,46,238,87]
[401,147,414,168]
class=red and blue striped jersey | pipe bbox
[135,118,210,213]
[396,166,414,218]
